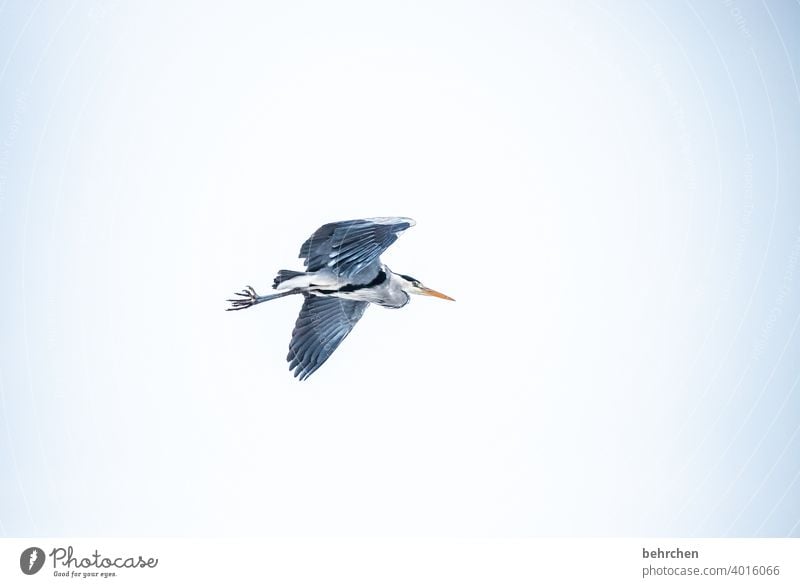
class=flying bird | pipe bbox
[227,217,454,380]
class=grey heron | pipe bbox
[226,217,454,380]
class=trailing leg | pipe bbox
[226,285,299,311]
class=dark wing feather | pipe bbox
[299,217,415,281]
[287,296,369,380]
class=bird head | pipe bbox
[396,273,455,301]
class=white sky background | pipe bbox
[60,1,687,535]
[8,0,795,536]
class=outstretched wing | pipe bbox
[299,217,415,281]
[287,296,369,380]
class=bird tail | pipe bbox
[273,269,306,289]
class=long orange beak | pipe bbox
[419,286,455,301]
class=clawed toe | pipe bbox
[226,286,259,311]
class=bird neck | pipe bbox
[382,268,412,307]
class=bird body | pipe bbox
[273,265,411,308]
[227,217,453,380]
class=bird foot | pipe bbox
[226,285,260,311]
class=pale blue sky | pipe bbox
[1,0,799,537]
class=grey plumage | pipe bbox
[227,217,453,380]
[273,269,305,289]
[299,217,415,282]
[287,297,368,380]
